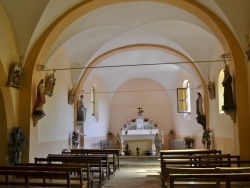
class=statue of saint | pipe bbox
[68,85,75,104]
[34,79,46,111]
[77,95,85,121]
[207,78,215,100]
[222,64,234,107]
[154,133,162,155]
[196,92,204,116]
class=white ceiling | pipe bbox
[1,0,231,93]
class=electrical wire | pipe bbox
[38,59,228,71]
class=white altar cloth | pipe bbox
[120,131,159,155]
[121,129,158,135]
[120,134,156,141]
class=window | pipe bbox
[177,80,191,113]
[91,85,95,116]
[218,70,224,113]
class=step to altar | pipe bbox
[119,155,160,167]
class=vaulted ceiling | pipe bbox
[1,0,244,94]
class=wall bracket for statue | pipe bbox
[32,110,46,126]
[222,106,236,123]
[196,115,206,129]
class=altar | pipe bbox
[119,107,160,155]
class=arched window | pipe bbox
[177,80,191,113]
[218,70,224,114]
[91,85,96,116]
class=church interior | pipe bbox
[1,0,250,187]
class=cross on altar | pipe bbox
[137,107,142,113]
[137,107,144,116]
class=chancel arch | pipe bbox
[16,0,250,161]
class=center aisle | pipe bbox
[100,166,161,188]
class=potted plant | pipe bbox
[168,129,176,140]
[8,127,27,165]
[107,131,115,141]
[72,131,79,149]
[184,136,194,149]
[202,128,212,149]
[136,147,140,156]
[124,144,131,156]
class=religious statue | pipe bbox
[77,94,86,123]
[195,92,206,129]
[207,77,215,100]
[68,85,75,105]
[196,92,204,116]
[45,71,56,97]
[154,133,162,155]
[34,79,46,113]
[222,63,235,110]
[6,56,24,89]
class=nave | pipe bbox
[101,166,161,188]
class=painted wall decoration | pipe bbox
[45,71,56,97]
[6,56,24,89]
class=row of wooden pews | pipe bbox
[0,165,87,188]
[0,148,120,188]
[160,149,250,188]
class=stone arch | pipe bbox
[78,44,209,125]
[19,0,249,159]
[0,60,15,165]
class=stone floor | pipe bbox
[94,156,161,188]
[101,166,161,188]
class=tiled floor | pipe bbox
[99,166,161,188]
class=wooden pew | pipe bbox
[15,163,93,188]
[0,165,87,188]
[225,173,250,188]
[164,166,250,188]
[35,155,105,187]
[160,149,221,158]
[47,154,110,180]
[0,170,71,187]
[169,173,250,188]
[160,154,232,188]
[71,149,120,173]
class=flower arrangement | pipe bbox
[72,131,79,146]
[8,127,27,164]
[124,143,131,155]
[202,128,212,149]
[107,131,114,136]
[184,136,194,149]
[169,129,175,135]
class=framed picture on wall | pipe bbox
[6,60,24,89]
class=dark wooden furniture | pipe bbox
[169,173,250,188]
[71,149,120,173]
[14,163,93,188]
[165,166,250,187]
[0,169,71,187]
[37,155,107,187]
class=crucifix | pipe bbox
[137,107,142,113]
[137,107,144,116]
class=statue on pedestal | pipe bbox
[154,133,162,155]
